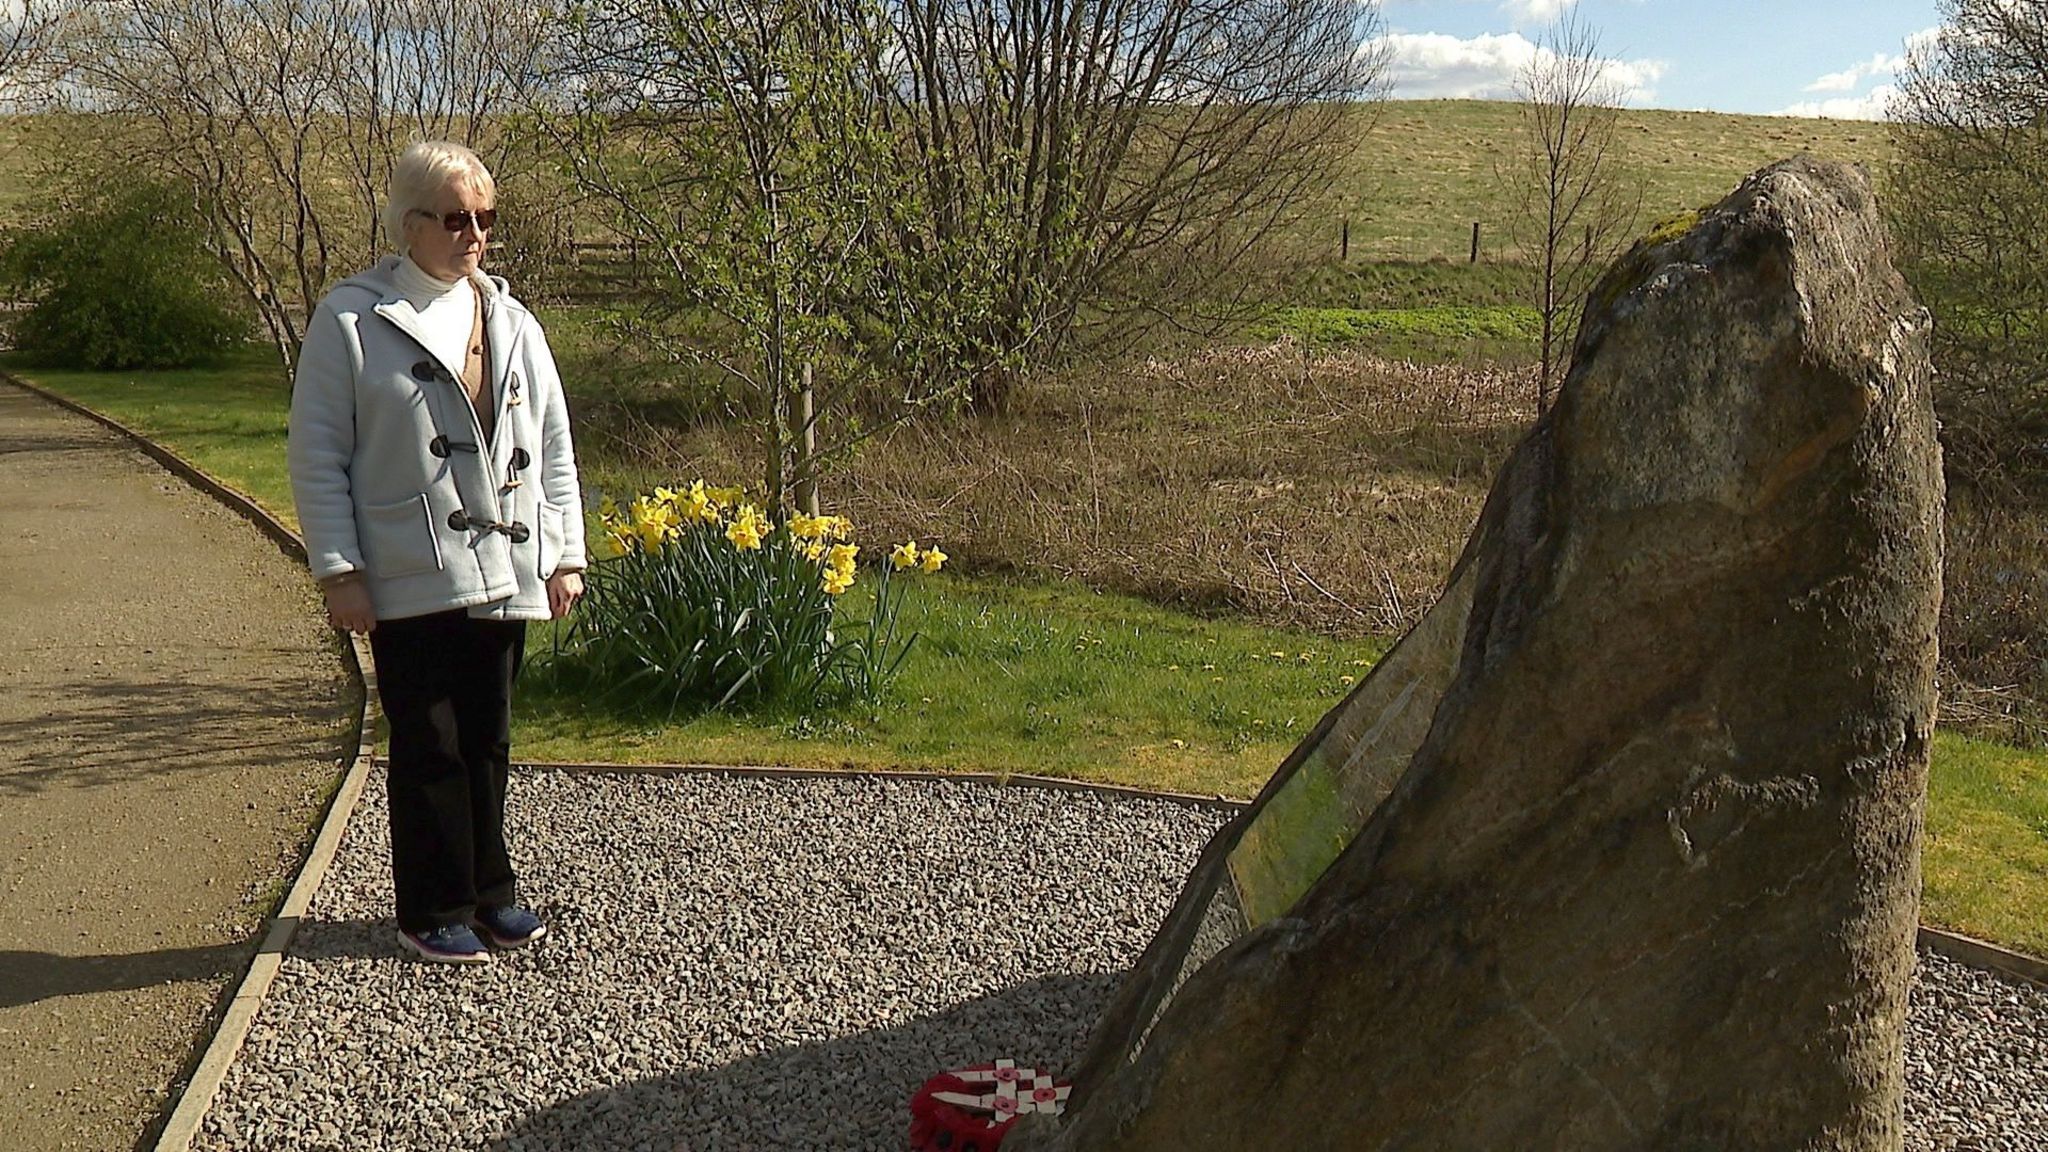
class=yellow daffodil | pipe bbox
[598,494,619,518]
[890,541,921,570]
[826,542,858,571]
[802,539,826,562]
[726,504,769,551]
[822,515,853,540]
[789,512,825,541]
[674,480,716,524]
[919,545,946,573]
[822,565,854,595]
[629,495,678,551]
[592,530,629,560]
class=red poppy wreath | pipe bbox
[909,1059,1071,1151]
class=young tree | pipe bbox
[1889,0,2048,479]
[0,0,67,98]
[58,0,548,378]
[533,0,897,512]
[1507,5,1639,410]
[867,0,1387,409]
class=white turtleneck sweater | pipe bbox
[391,255,489,373]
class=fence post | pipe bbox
[1470,221,1481,263]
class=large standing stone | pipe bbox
[1016,156,1943,1150]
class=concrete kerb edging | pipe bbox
[0,374,380,1152]
[522,759,1250,814]
[153,717,376,1152]
[1918,925,2048,990]
[6,374,2047,1137]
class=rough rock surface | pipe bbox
[1017,156,1944,1151]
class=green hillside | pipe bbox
[1288,100,1895,265]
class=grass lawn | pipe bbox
[520,573,1384,799]
[1922,734,2048,958]
[1257,304,1541,359]
[10,351,2048,960]
[1299,100,1895,264]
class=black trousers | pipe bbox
[368,609,526,932]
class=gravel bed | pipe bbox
[194,769,2048,1151]
[195,770,1229,1151]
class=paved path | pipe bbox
[0,383,350,1152]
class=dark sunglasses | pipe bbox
[413,207,497,233]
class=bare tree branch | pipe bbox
[1504,4,1640,411]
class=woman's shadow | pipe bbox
[483,972,1118,1152]
[0,942,252,1009]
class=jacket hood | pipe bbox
[334,257,525,317]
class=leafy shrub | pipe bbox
[550,480,944,713]
[0,182,248,369]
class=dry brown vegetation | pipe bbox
[577,341,1536,639]
[568,329,2048,744]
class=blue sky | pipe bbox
[1373,1,1944,118]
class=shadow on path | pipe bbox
[0,667,347,798]
[483,974,1114,1152]
[0,942,253,1009]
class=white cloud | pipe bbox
[1500,0,1573,23]
[1794,24,1939,111]
[1774,84,1898,121]
[1806,53,1902,93]
[1374,30,1666,104]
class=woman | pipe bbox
[288,141,585,965]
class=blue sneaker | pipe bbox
[399,923,492,965]
[473,905,547,948]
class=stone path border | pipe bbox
[525,759,1245,814]
[5,374,2042,1147]
[1918,925,2048,989]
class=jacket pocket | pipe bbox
[361,493,443,579]
[537,500,566,579]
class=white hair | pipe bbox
[382,140,495,253]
